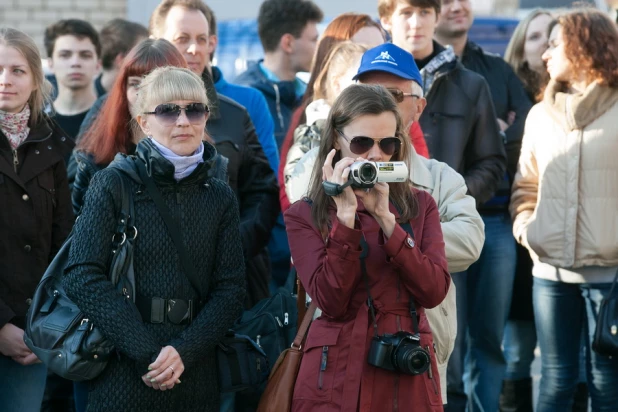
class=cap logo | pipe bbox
[372,51,397,66]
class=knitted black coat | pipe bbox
[63,139,246,412]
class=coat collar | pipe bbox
[110,138,218,187]
[408,147,434,190]
[543,79,618,131]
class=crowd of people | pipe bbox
[1,0,617,411]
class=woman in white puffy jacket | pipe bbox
[510,9,618,411]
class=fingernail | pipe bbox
[146,375,151,379]
[148,366,152,371]
[161,383,167,387]
[150,378,156,383]
[176,379,181,384]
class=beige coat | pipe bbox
[287,146,485,403]
[511,80,618,271]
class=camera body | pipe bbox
[367,331,431,375]
[349,161,408,189]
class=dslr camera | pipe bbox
[349,161,408,189]
[367,331,431,375]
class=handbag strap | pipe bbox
[607,268,618,299]
[291,301,317,350]
[109,168,135,248]
[134,159,203,299]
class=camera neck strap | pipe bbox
[359,209,419,338]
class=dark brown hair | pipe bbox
[378,0,441,19]
[308,84,417,232]
[258,0,324,53]
[100,19,149,70]
[558,8,618,87]
[44,19,101,58]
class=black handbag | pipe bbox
[233,289,297,370]
[134,159,269,393]
[24,168,137,381]
[592,268,618,357]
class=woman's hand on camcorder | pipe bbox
[323,149,357,228]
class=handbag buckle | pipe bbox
[80,318,94,331]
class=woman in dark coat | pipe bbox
[0,28,74,412]
[285,84,450,412]
[70,38,191,215]
[63,66,245,412]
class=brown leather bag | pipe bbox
[257,283,317,412]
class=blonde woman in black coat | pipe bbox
[0,28,74,412]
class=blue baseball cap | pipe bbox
[353,43,422,86]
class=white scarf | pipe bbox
[149,137,204,181]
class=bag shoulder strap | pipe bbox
[109,168,134,232]
[134,159,202,298]
[291,301,317,350]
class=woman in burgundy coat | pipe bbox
[284,84,450,412]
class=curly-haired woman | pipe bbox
[510,9,618,411]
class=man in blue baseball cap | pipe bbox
[353,43,426,133]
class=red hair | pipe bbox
[78,38,187,164]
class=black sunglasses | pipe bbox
[386,88,421,103]
[337,129,401,156]
[144,103,209,126]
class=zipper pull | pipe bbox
[12,149,19,173]
[256,335,261,347]
[256,358,261,372]
[320,346,329,371]
[284,312,289,326]
[275,316,283,327]
[426,346,433,379]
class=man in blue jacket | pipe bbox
[234,0,323,290]
[234,0,323,149]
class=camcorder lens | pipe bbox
[359,163,377,183]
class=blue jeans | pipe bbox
[446,213,517,412]
[0,355,47,412]
[534,277,618,411]
[503,319,537,380]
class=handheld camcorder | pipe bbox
[323,161,408,196]
[367,331,431,375]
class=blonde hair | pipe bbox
[504,9,552,101]
[313,41,367,105]
[0,27,51,126]
[135,66,208,115]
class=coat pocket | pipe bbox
[420,332,443,407]
[293,325,342,402]
[37,172,57,216]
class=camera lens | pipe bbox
[395,345,430,375]
[359,163,377,183]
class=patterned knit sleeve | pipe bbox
[63,169,161,364]
[169,186,246,368]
